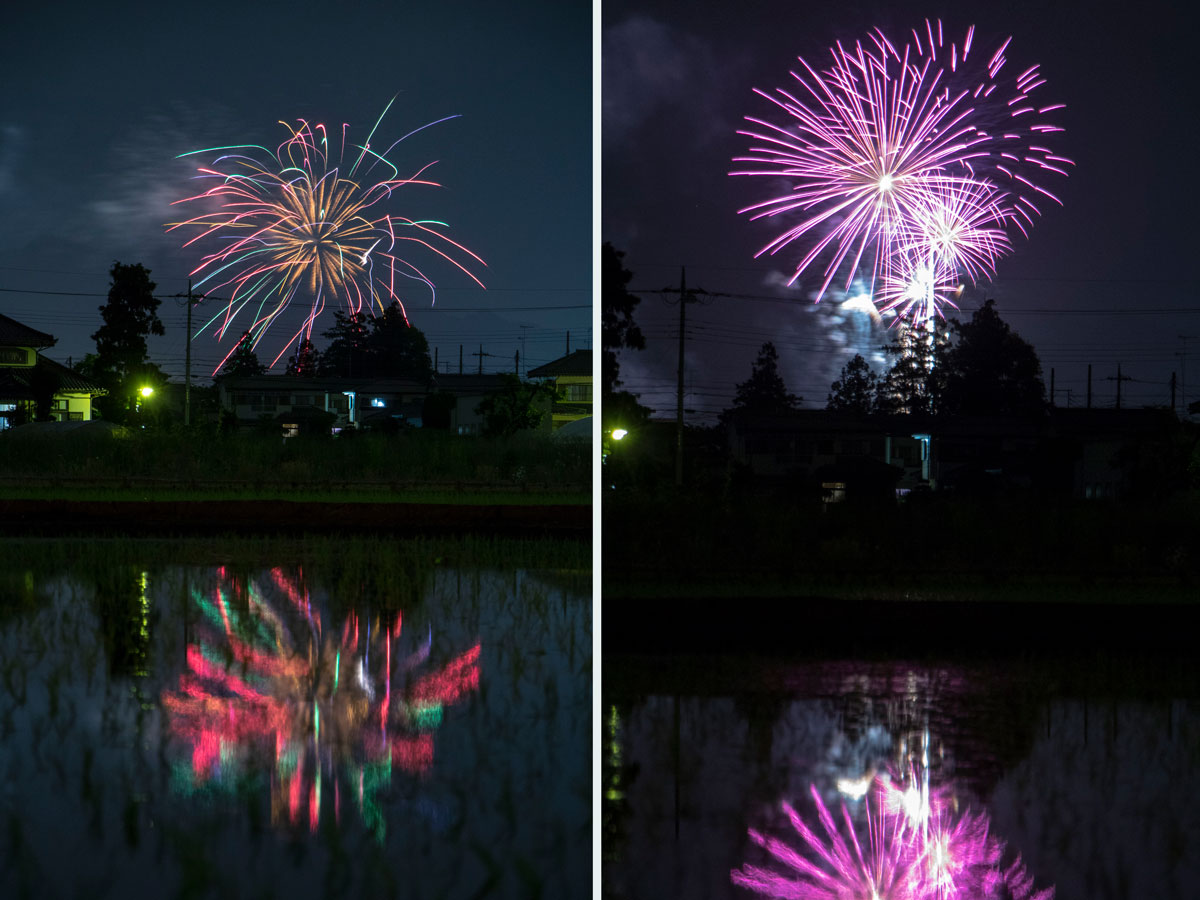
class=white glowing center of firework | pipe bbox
[878,173,895,193]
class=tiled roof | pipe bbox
[527,349,591,378]
[0,356,104,398]
[0,313,56,349]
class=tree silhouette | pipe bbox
[475,375,557,437]
[319,310,371,377]
[602,243,645,395]
[826,354,879,414]
[939,300,1046,416]
[285,338,321,376]
[89,261,166,421]
[364,302,433,381]
[875,323,949,415]
[220,331,267,377]
[722,342,801,425]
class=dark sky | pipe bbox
[0,0,591,380]
[603,0,1200,420]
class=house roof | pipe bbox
[527,349,591,378]
[0,313,56,349]
[0,356,105,400]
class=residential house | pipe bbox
[217,374,430,432]
[727,409,930,500]
[0,313,104,430]
[429,373,512,435]
[527,349,592,431]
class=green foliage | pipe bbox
[0,427,589,488]
[826,353,878,414]
[602,243,645,394]
[88,262,167,423]
[602,389,652,431]
[476,375,558,437]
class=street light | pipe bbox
[611,428,628,441]
[135,384,155,416]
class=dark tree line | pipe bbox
[218,302,435,382]
[825,301,1046,418]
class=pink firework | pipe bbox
[732,21,1070,321]
[731,776,1054,900]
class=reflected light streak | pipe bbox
[162,571,481,840]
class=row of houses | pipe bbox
[0,313,592,434]
[726,406,1186,501]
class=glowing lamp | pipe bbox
[611,428,628,441]
[139,386,155,398]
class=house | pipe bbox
[216,374,430,432]
[727,409,930,499]
[527,349,592,431]
[0,313,104,430]
[429,373,513,435]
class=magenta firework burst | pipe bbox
[168,99,485,368]
[731,777,1054,900]
[732,21,1070,322]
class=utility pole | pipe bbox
[434,346,438,373]
[673,267,703,488]
[676,268,687,487]
[519,325,530,376]
[1171,372,1177,412]
[1087,364,1092,409]
[472,344,495,375]
[459,344,463,375]
[1179,335,1197,415]
[182,279,204,427]
[566,330,570,355]
[1049,368,1055,407]
[1105,364,1132,409]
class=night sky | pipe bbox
[603,0,1200,421]
[1,0,591,381]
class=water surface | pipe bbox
[604,652,1200,900]
[1,545,590,899]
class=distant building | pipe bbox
[527,349,592,431]
[216,374,429,432]
[0,313,104,430]
[727,409,929,501]
[430,373,513,435]
[727,405,1185,501]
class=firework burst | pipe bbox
[168,99,485,369]
[733,21,1070,322]
[732,775,1054,900]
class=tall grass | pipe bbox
[0,427,590,490]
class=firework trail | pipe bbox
[732,21,1070,323]
[168,99,486,370]
[732,775,1053,900]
